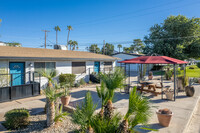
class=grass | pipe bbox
[152,65,200,78]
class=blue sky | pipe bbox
[0,0,200,51]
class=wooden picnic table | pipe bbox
[138,81,161,96]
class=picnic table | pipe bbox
[137,81,162,96]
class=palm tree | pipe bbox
[72,91,97,132]
[39,70,58,127]
[117,87,151,132]
[67,25,73,49]
[99,68,125,120]
[117,44,122,53]
[54,26,61,45]
[72,41,78,50]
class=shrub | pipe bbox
[74,82,80,88]
[4,108,30,129]
[189,66,195,69]
[197,62,200,68]
[165,70,172,80]
[80,78,86,85]
[59,74,76,87]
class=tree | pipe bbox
[102,43,114,55]
[99,68,125,120]
[123,39,144,54]
[54,26,61,45]
[68,40,78,50]
[117,87,152,132]
[117,44,122,52]
[144,15,200,59]
[132,39,145,53]
[67,25,73,50]
[6,42,21,47]
[89,44,100,53]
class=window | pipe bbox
[104,62,112,71]
[34,62,56,76]
[72,62,86,74]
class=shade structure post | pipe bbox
[129,64,131,86]
[161,65,163,99]
[173,64,176,101]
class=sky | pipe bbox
[0,0,200,51]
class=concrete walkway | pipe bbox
[185,100,200,133]
[0,95,45,122]
[70,84,200,133]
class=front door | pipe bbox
[9,62,25,86]
[94,62,100,74]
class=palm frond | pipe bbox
[54,105,68,123]
[72,91,97,131]
[124,86,152,129]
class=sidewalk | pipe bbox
[0,95,45,122]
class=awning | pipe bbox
[118,56,188,64]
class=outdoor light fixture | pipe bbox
[29,63,33,67]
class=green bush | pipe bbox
[165,70,172,80]
[4,108,30,129]
[59,73,76,87]
[197,62,200,68]
[189,66,195,69]
[80,78,86,85]
[74,82,80,88]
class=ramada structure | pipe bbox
[119,56,188,101]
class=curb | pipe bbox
[182,96,200,133]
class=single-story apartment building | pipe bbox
[0,46,117,89]
[111,52,144,72]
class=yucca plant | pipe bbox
[96,82,108,118]
[54,105,68,123]
[99,67,126,120]
[91,112,122,133]
[117,86,152,133]
[72,91,97,132]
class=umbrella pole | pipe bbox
[173,64,176,101]
[129,64,131,87]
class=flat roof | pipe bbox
[0,46,117,61]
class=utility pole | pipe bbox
[42,30,50,49]
[103,40,105,55]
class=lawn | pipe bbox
[152,65,200,78]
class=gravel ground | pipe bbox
[7,112,79,133]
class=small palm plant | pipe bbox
[117,86,152,132]
[99,67,126,119]
[96,81,108,117]
[72,91,97,132]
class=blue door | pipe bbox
[94,62,100,74]
[9,62,25,86]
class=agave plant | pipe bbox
[117,86,152,132]
[72,91,97,132]
[99,67,125,120]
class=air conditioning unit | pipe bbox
[54,45,68,50]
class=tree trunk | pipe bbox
[104,100,113,120]
[55,97,60,116]
[99,108,104,118]
[46,98,55,127]
[67,31,70,50]
[56,31,58,45]
[86,125,94,133]
[117,119,129,133]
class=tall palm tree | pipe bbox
[67,25,73,49]
[99,68,125,120]
[117,87,151,132]
[54,26,61,45]
[117,44,122,53]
